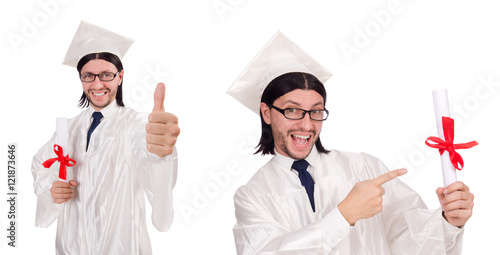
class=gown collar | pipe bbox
[85,100,119,121]
[273,146,320,171]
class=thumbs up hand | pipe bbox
[146,83,180,157]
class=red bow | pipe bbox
[425,116,478,170]
[42,144,76,180]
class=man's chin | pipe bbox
[90,100,111,110]
[282,144,315,160]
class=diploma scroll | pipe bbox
[431,90,456,188]
[56,118,69,155]
[56,118,70,183]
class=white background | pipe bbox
[1,0,499,254]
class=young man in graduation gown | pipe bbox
[227,31,474,255]
[31,21,180,255]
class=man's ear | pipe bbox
[260,102,271,125]
[117,70,124,86]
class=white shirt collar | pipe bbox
[85,100,119,122]
[273,146,320,171]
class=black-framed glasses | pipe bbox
[80,72,120,82]
[269,104,329,121]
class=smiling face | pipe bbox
[260,89,324,160]
[80,59,123,111]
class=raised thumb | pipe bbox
[152,83,166,112]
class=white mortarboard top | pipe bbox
[62,21,134,67]
[227,31,332,115]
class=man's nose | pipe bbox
[297,113,314,130]
[90,77,104,89]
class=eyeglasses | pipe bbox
[80,72,120,82]
[269,104,329,121]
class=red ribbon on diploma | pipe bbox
[425,116,478,170]
[42,144,76,180]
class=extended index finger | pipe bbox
[373,168,407,186]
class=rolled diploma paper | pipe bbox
[56,118,70,183]
[432,90,456,187]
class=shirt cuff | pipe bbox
[321,206,350,251]
[147,146,178,162]
[442,215,464,249]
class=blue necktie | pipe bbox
[292,159,315,212]
[86,111,103,151]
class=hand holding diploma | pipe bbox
[42,118,78,203]
[426,89,476,227]
[50,180,78,204]
[146,83,181,157]
[436,181,474,228]
[338,168,408,226]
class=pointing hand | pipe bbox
[338,168,407,225]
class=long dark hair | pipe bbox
[255,72,330,155]
[76,52,125,108]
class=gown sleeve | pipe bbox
[234,152,465,255]
[233,185,350,255]
[131,115,178,232]
[31,133,64,228]
[362,153,464,255]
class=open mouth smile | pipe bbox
[91,91,107,97]
[291,134,311,145]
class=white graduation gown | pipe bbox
[233,148,463,255]
[32,102,177,255]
